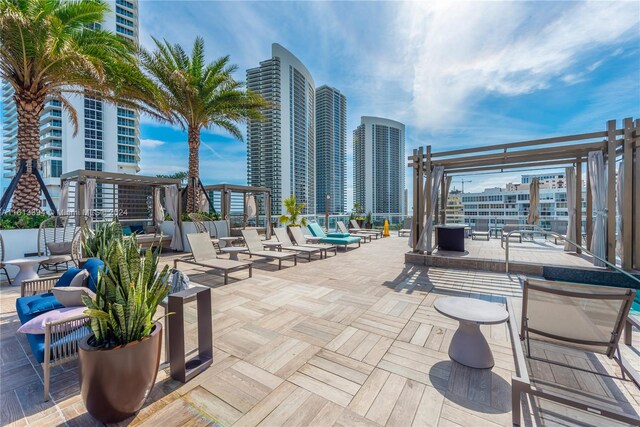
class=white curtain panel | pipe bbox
[164,184,183,251]
[408,174,426,248]
[527,177,540,225]
[564,167,576,251]
[84,178,96,224]
[616,162,623,259]
[443,176,452,223]
[417,166,444,252]
[58,181,69,216]
[199,188,209,213]
[588,151,607,267]
[153,188,165,225]
[246,194,257,219]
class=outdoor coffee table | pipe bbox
[434,297,508,369]
[218,236,240,248]
[262,241,282,251]
[306,236,323,244]
[221,247,248,261]
[5,256,49,287]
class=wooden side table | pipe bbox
[168,287,213,382]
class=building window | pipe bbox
[85,161,103,171]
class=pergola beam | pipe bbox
[444,158,584,175]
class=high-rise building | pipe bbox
[1,0,140,208]
[353,116,405,218]
[246,43,316,216]
[315,85,346,214]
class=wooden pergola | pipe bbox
[408,118,639,271]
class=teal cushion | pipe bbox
[327,232,351,238]
[54,268,83,287]
[122,227,132,236]
[16,294,64,322]
[319,236,361,245]
[82,258,104,293]
[307,223,326,238]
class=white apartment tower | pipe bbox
[315,85,346,214]
[353,116,405,217]
[1,0,140,207]
[246,44,316,216]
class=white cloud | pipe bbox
[393,1,640,130]
[140,139,166,149]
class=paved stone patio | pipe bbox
[1,235,638,426]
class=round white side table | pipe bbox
[434,297,508,369]
[5,256,49,287]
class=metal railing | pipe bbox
[504,229,640,287]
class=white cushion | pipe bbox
[17,306,87,334]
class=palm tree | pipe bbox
[0,0,160,212]
[140,37,267,212]
[279,195,308,227]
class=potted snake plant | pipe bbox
[79,226,170,423]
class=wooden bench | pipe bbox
[471,231,490,241]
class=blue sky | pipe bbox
[137,1,639,207]
[3,1,637,206]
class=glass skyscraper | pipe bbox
[353,116,405,217]
[246,44,316,216]
[315,85,346,214]
[1,0,140,208]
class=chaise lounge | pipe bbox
[274,228,324,261]
[307,223,361,250]
[175,233,252,285]
[241,229,297,270]
[288,226,338,257]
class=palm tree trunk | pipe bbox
[12,92,45,213]
[186,126,200,213]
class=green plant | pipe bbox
[82,233,170,348]
[0,0,162,212]
[0,212,49,230]
[365,212,373,225]
[140,37,267,213]
[279,195,308,227]
[83,221,124,260]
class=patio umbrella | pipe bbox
[564,167,576,251]
[588,151,606,267]
[153,188,164,225]
[527,177,540,225]
[164,184,183,251]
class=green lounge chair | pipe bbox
[307,223,361,250]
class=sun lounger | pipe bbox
[336,221,371,242]
[273,228,324,261]
[397,218,412,237]
[174,234,252,285]
[240,229,297,269]
[307,223,361,250]
[288,226,338,256]
[510,278,639,426]
[349,219,382,238]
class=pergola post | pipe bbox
[265,191,272,239]
[575,159,582,254]
[411,147,423,252]
[622,117,634,270]
[606,120,617,264]
[77,177,86,227]
[586,164,592,250]
[425,146,433,255]
[634,119,640,270]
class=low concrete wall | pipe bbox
[1,229,40,278]
[404,251,543,276]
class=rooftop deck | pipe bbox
[1,235,638,426]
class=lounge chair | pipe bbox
[240,229,297,270]
[273,228,324,261]
[349,219,382,238]
[398,218,412,237]
[174,234,252,285]
[1,233,11,284]
[307,223,361,250]
[338,221,374,241]
[510,278,639,426]
[288,226,338,257]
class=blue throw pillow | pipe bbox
[26,294,64,316]
[83,258,105,293]
[54,268,83,287]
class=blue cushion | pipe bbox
[130,225,144,234]
[16,293,63,324]
[122,226,132,236]
[319,236,362,245]
[26,326,91,364]
[307,223,326,238]
[54,268,83,287]
[327,232,351,238]
[82,258,104,293]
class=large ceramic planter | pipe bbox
[79,323,163,423]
